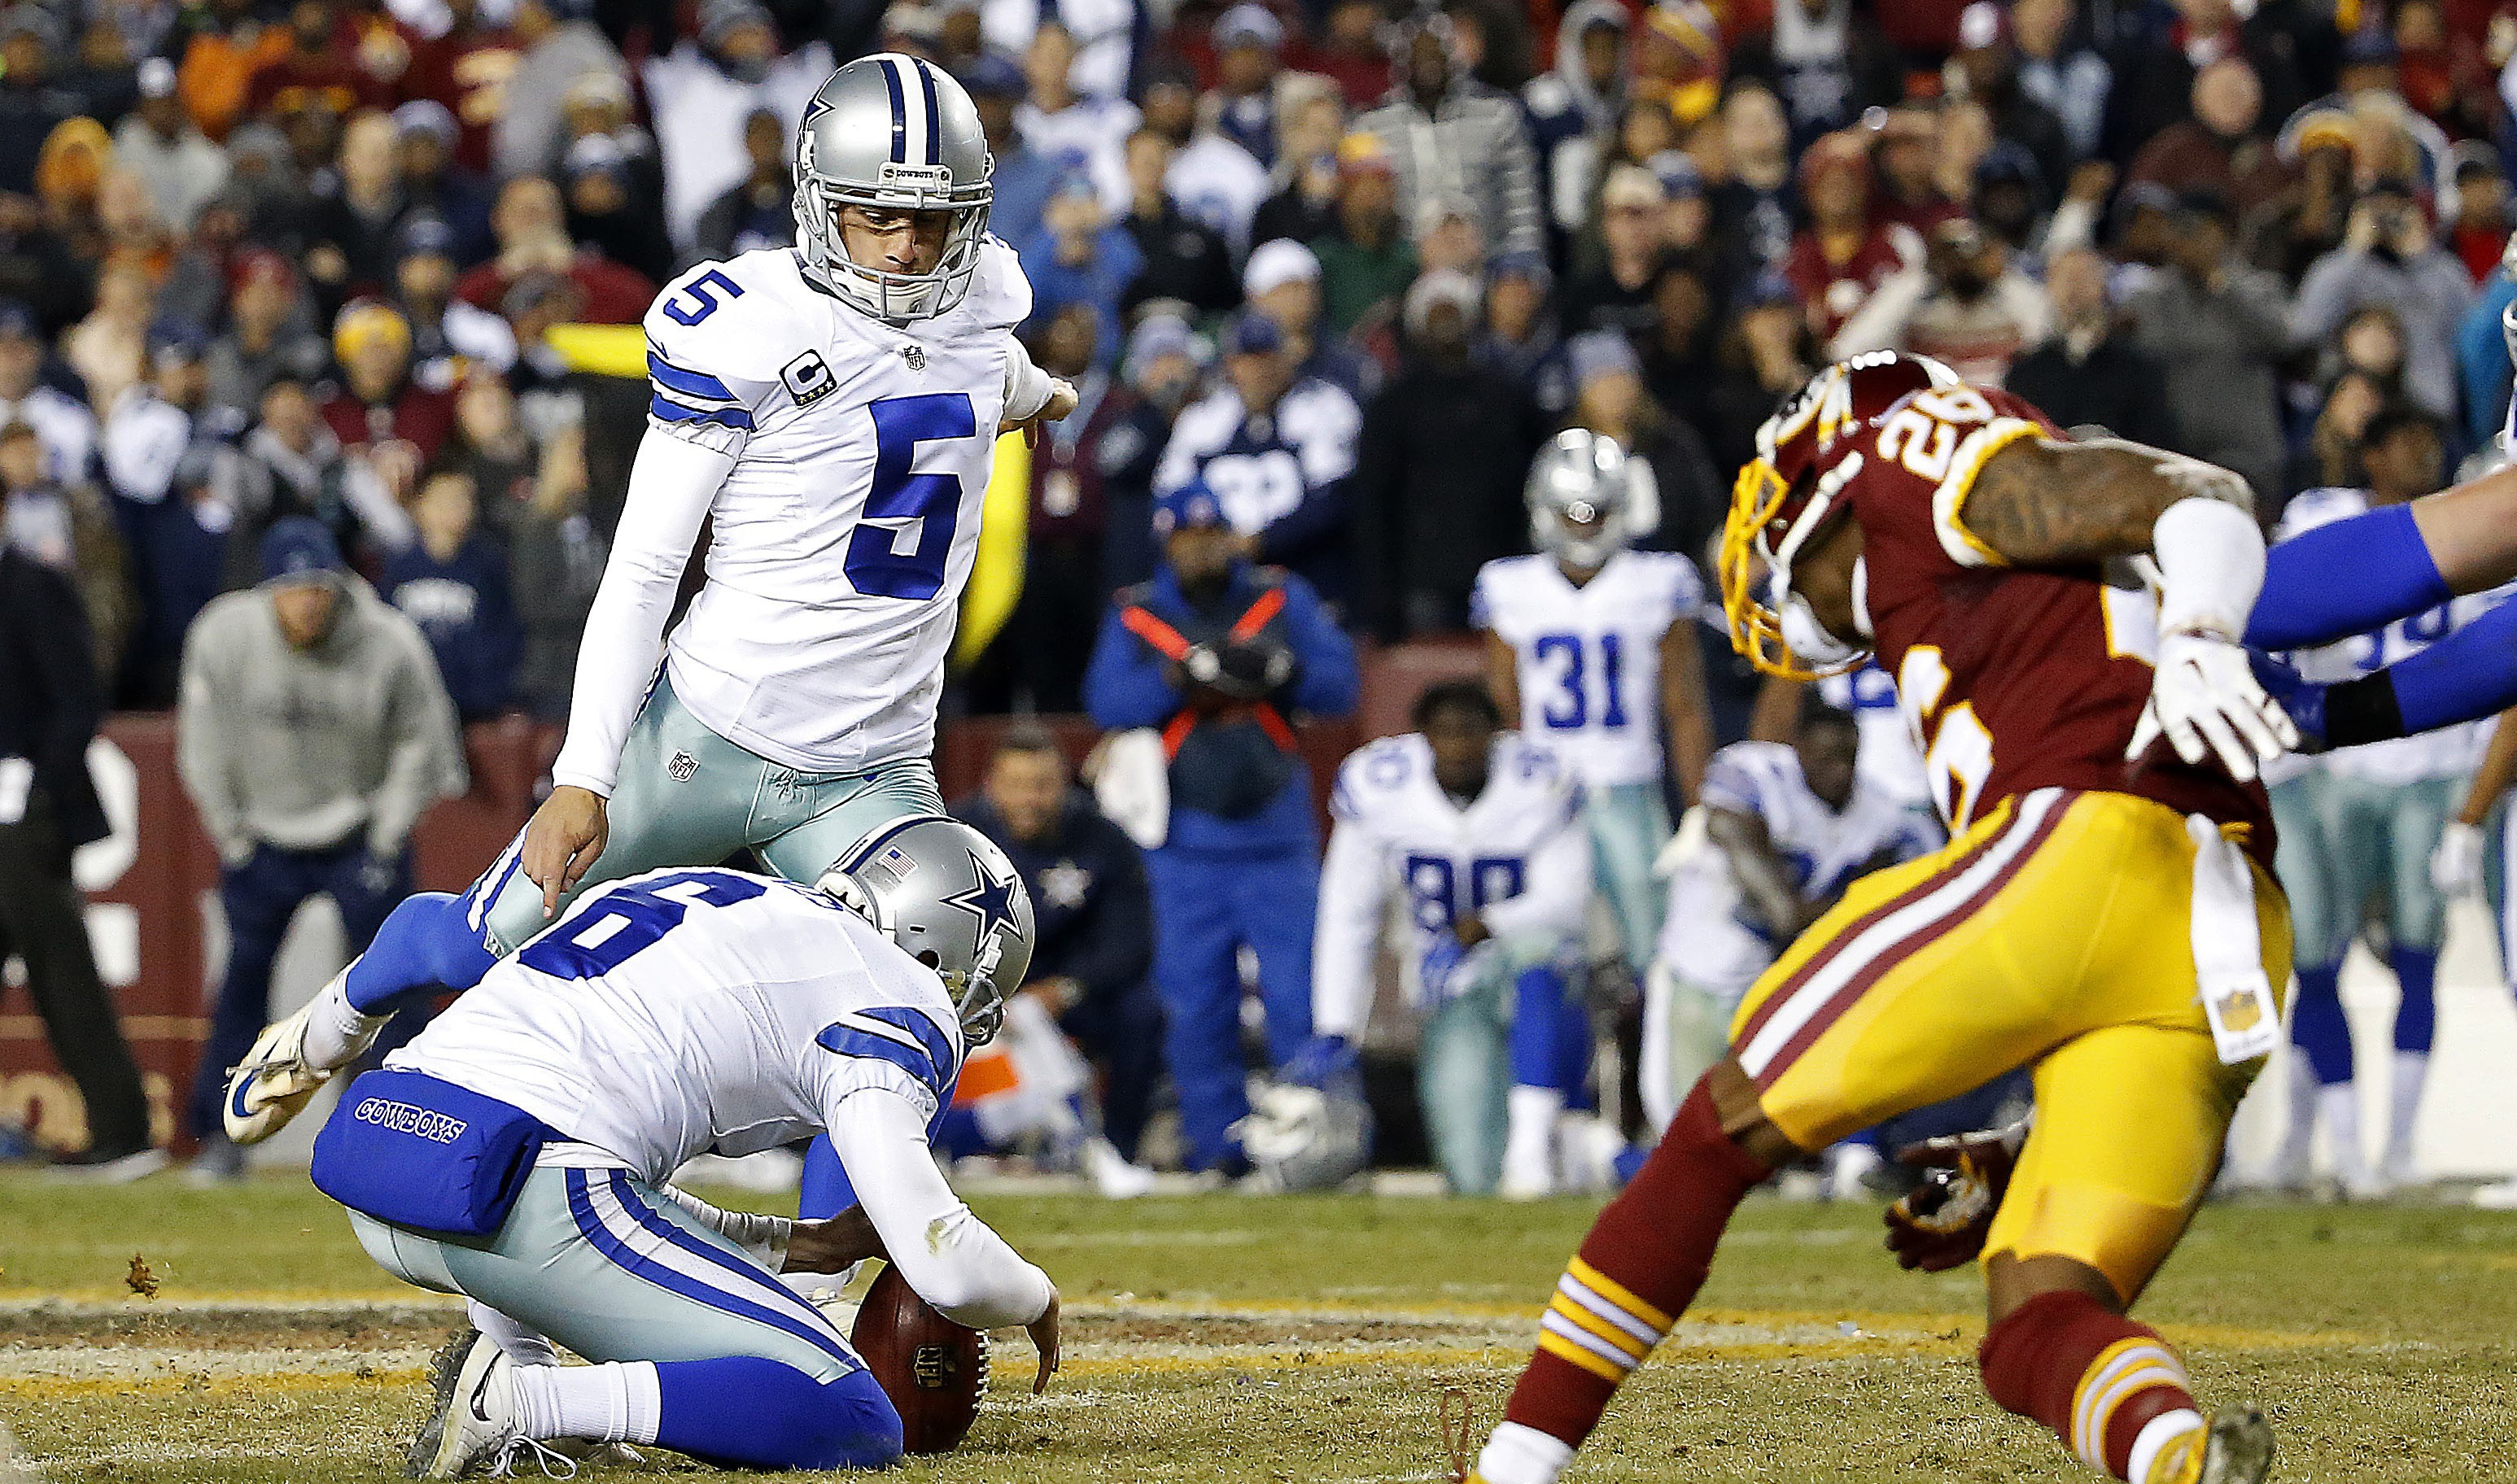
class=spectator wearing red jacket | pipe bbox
[321,301,456,488]
[397,0,518,175]
[246,0,393,120]
[1782,129,1918,344]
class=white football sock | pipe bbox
[2127,1408,2202,1484]
[467,1302,562,1366]
[2317,1081,2371,1187]
[302,973,387,1071]
[2276,1061,2317,1181]
[509,1360,661,1445]
[2384,1050,2429,1173]
[1503,1087,1565,1194]
[1474,1421,1574,1484]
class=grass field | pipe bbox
[2,1175,2513,1482]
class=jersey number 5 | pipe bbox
[850,393,978,600]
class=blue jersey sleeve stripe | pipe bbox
[857,1006,957,1083]
[814,1024,943,1098]
[646,351,736,401]
[649,395,755,431]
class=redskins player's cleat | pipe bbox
[2146,1403,2275,1484]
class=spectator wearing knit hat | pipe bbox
[205,251,326,419]
[1095,311,1206,593]
[560,132,675,286]
[1311,132,1417,335]
[1351,268,1542,639]
[1208,4,1283,166]
[391,216,517,389]
[1244,238,1374,402]
[1020,172,1146,369]
[1562,330,1724,561]
[1153,309,1361,601]
[322,301,457,482]
[1475,251,1570,417]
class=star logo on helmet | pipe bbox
[943,851,1020,942]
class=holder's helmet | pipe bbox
[817,815,1034,1045]
[1527,429,1638,570]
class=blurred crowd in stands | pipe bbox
[3,0,2515,731]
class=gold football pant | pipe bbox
[1728,788,2292,1303]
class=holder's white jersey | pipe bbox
[1659,741,1937,990]
[1313,733,1589,1037]
[2273,487,2509,787]
[392,867,964,1182]
[552,242,1033,795]
[1472,551,1700,788]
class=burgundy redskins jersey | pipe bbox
[1829,382,2275,858]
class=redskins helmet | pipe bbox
[1719,350,1958,679]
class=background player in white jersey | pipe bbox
[1643,697,1937,1141]
[1302,681,1602,1198]
[1475,430,1715,980]
[313,818,1060,1477]
[223,54,1079,1146]
[2261,417,2507,1196]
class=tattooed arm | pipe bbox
[1963,431,2296,779]
[1960,435,2256,570]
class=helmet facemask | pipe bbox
[1720,386,1869,680]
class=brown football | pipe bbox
[850,1263,987,1454]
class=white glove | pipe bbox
[2126,631,2299,784]
[2432,819,2487,897]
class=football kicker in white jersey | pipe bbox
[1307,685,1609,1198]
[221,55,1081,1164]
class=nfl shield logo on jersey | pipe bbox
[667,750,699,782]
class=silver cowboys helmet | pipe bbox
[817,814,1034,1045]
[792,54,994,325]
[1527,428,1637,570]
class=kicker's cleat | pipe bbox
[2145,1403,2275,1484]
[223,972,379,1145]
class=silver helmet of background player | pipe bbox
[791,54,994,325]
[817,814,1034,1045]
[1527,428,1637,570]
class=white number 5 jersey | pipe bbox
[553,240,1033,794]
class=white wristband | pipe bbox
[1002,338,1054,422]
[2152,496,2265,640]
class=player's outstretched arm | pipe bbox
[2271,597,2517,750]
